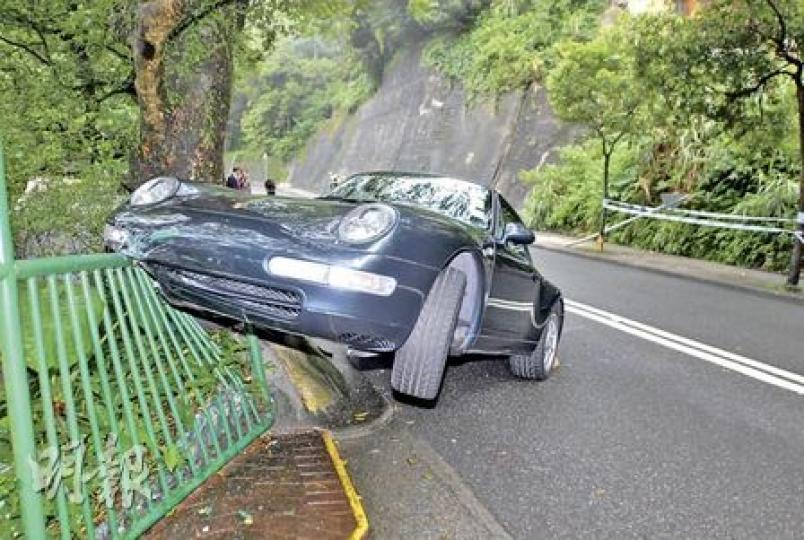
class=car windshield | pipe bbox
[325,174,492,230]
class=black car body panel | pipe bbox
[107,173,562,355]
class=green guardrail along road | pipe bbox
[0,146,274,539]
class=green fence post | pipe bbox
[0,146,48,537]
[247,333,271,407]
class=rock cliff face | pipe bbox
[287,43,578,210]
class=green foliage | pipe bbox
[522,140,632,230]
[523,113,799,271]
[12,164,127,258]
[626,3,803,278]
[0,0,136,256]
[632,1,804,124]
[1,0,359,254]
[547,20,648,153]
[408,0,491,28]
[423,0,605,99]
[8,281,105,372]
[233,39,373,162]
[408,0,441,22]
[523,6,801,273]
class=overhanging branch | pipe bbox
[763,0,802,67]
[764,0,788,44]
[167,0,243,42]
[726,67,792,100]
[0,34,51,66]
[105,44,130,61]
[96,73,137,102]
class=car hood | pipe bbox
[111,184,487,266]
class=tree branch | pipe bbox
[610,129,627,149]
[764,0,788,44]
[726,67,792,99]
[105,44,130,61]
[31,25,54,65]
[96,74,137,102]
[763,0,802,67]
[167,0,242,42]
[0,34,51,66]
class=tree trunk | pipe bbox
[129,0,238,189]
[787,83,804,286]
[599,149,611,243]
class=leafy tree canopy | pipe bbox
[0,0,356,254]
[525,5,801,275]
[423,0,606,99]
[548,20,649,157]
[630,0,804,283]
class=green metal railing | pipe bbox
[0,148,273,538]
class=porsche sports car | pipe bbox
[104,172,564,400]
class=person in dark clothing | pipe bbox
[264,178,276,195]
[226,167,241,189]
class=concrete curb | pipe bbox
[534,234,803,305]
[261,334,394,434]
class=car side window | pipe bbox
[497,197,529,259]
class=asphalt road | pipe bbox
[356,248,804,538]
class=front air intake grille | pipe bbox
[338,332,395,352]
[155,265,302,320]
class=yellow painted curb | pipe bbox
[271,343,340,413]
[321,430,369,540]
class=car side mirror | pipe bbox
[502,222,535,246]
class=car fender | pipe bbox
[534,279,563,333]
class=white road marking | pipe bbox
[565,299,804,395]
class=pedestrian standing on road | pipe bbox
[264,178,276,195]
[238,170,250,191]
[226,167,241,189]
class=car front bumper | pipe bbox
[144,252,438,352]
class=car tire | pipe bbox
[508,300,563,380]
[391,267,466,400]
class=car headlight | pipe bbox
[338,203,397,244]
[267,257,397,296]
[130,176,180,206]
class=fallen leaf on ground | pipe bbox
[238,510,254,525]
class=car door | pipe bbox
[479,195,540,350]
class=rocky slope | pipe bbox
[287,43,578,209]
